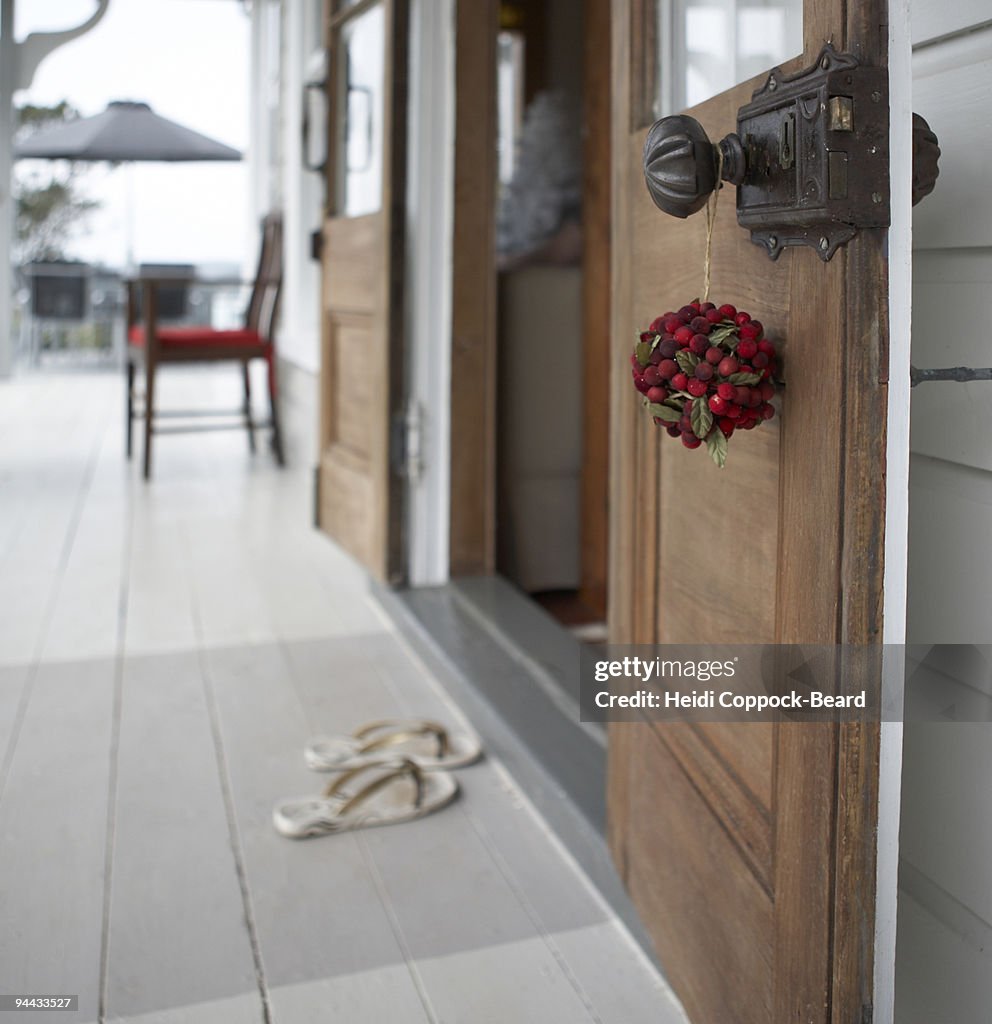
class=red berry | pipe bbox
[737,338,758,360]
[681,433,702,449]
[666,424,681,437]
[678,305,697,320]
[740,323,761,341]
[674,325,694,345]
[752,352,769,369]
[718,417,736,436]
[705,346,723,365]
[717,382,736,401]
[631,353,641,369]
[658,359,678,380]
[726,402,742,419]
[658,338,679,359]
[647,386,667,403]
[687,379,707,397]
[648,317,665,333]
[663,316,682,334]
[748,320,764,338]
[671,372,689,391]
[694,362,714,381]
[759,380,774,401]
[748,389,762,408]
[758,338,775,356]
[642,365,661,386]
[735,311,751,325]
[717,356,738,378]
[704,308,723,323]
[690,316,711,335]
[648,347,664,365]
[709,394,728,415]
[634,374,650,393]
[699,301,716,313]
[719,304,737,319]
[690,334,709,356]
[761,403,775,420]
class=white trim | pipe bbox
[875,1,913,1019]
[278,0,323,375]
[405,0,454,586]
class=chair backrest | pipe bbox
[138,263,194,321]
[245,212,283,344]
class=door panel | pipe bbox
[608,2,889,1021]
[318,0,407,581]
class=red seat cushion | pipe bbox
[129,325,268,350]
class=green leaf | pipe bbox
[708,324,737,344]
[690,396,713,440]
[635,342,653,366]
[675,350,699,374]
[728,371,762,385]
[706,428,729,468]
[662,397,684,411]
[647,403,681,423]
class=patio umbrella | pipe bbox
[15,100,242,269]
[15,100,241,162]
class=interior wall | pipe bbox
[898,2,992,1019]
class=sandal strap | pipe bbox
[322,758,425,816]
[354,719,450,758]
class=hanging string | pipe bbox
[702,145,725,303]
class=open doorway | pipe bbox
[490,0,610,642]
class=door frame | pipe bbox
[446,0,614,601]
[405,0,457,586]
[877,0,914,1018]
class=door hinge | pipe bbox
[392,400,425,483]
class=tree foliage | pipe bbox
[14,101,99,264]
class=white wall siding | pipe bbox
[898,2,992,1018]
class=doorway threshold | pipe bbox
[373,574,657,962]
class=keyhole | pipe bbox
[780,113,795,170]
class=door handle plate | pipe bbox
[642,44,918,262]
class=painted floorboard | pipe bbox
[0,659,115,1024]
[103,651,261,1020]
[268,966,434,1024]
[203,641,426,993]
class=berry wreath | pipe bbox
[630,299,780,468]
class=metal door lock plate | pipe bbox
[641,44,925,262]
[737,44,888,260]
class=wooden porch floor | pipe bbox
[0,369,685,1024]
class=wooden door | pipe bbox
[318,0,407,581]
[608,2,893,1022]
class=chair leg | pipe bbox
[243,362,256,454]
[142,357,156,480]
[268,360,285,467]
[125,358,135,459]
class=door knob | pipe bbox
[642,44,939,261]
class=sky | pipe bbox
[15,0,251,271]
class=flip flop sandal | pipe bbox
[303,719,482,773]
[273,757,458,838]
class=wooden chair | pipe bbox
[125,212,285,479]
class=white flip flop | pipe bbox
[303,719,482,773]
[273,757,458,838]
